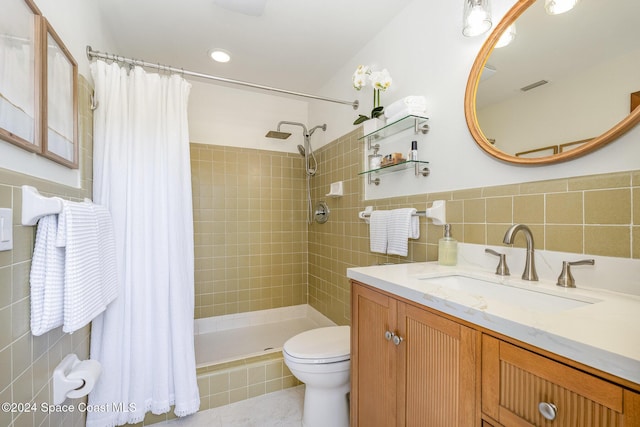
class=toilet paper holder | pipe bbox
[53,353,102,405]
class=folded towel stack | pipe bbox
[369,208,419,257]
[384,96,428,123]
[30,200,118,336]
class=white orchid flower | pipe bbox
[351,65,392,124]
[370,68,392,91]
[352,65,370,90]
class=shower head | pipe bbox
[266,120,310,140]
[265,130,292,139]
[297,144,306,157]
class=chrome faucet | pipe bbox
[503,224,538,281]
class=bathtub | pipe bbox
[194,304,336,366]
[193,304,336,411]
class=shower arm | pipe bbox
[277,121,308,136]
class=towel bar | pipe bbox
[21,186,92,226]
[21,186,64,226]
[359,210,428,218]
[358,200,446,225]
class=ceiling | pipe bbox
[95,0,414,95]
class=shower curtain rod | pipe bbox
[86,46,359,109]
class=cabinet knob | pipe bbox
[384,331,403,345]
[392,335,403,346]
[538,402,557,421]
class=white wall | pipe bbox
[0,0,116,187]
[188,81,310,152]
[309,0,640,199]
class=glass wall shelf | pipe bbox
[359,160,430,176]
[358,114,429,141]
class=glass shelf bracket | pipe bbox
[359,160,430,186]
[359,115,431,185]
[359,114,430,148]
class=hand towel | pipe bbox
[369,210,390,254]
[387,208,419,257]
[30,215,65,336]
[56,200,118,333]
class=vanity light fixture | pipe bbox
[209,49,231,63]
[462,0,492,37]
[495,23,516,48]
[544,0,580,15]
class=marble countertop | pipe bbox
[347,258,640,386]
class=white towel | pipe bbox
[56,200,118,333]
[387,208,419,257]
[384,96,427,119]
[369,211,390,254]
[30,215,65,336]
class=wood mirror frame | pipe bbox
[41,17,78,168]
[464,0,640,165]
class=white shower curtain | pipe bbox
[87,60,200,426]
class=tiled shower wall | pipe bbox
[0,76,93,427]
[308,128,640,326]
[190,144,309,319]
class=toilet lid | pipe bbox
[283,326,350,363]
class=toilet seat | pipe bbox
[283,326,350,364]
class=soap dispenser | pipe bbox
[438,224,458,266]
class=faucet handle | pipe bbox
[556,259,595,288]
[485,248,510,276]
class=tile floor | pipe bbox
[156,386,305,426]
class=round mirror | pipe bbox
[465,0,640,164]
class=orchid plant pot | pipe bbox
[363,117,387,136]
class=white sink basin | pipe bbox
[419,274,601,313]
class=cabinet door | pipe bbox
[398,303,478,427]
[482,335,640,427]
[351,283,398,427]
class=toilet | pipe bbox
[283,325,351,427]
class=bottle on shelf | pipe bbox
[408,140,418,161]
[369,153,382,170]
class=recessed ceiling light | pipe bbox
[209,49,231,63]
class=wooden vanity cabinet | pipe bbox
[351,279,640,426]
[482,335,640,427]
[351,281,479,427]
